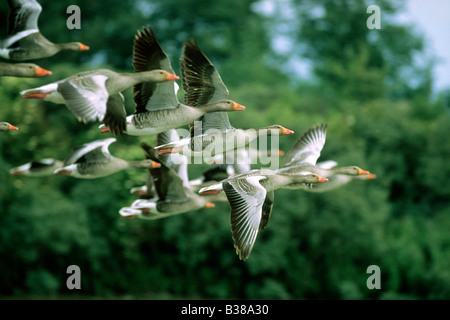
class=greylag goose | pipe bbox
[119,133,224,219]
[20,67,178,126]
[99,26,245,136]
[155,38,293,157]
[9,158,63,177]
[0,122,19,131]
[0,0,89,61]
[0,62,51,77]
[200,168,328,260]
[54,138,160,179]
[276,124,371,183]
[307,160,377,192]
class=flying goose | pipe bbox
[99,26,246,136]
[0,62,51,77]
[0,122,19,131]
[155,38,293,157]
[0,0,89,61]
[54,138,160,179]
[119,130,225,219]
[306,160,377,192]
[10,158,63,176]
[20,68,178,127]
[276,124,371,185]
[200,168,328,260]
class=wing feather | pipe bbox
[283,124,327,167]
[132,25,178,113]
[181,38,233,135]
[103,93,126,135]
[58,75,109,123]
[7,0,41,35]
[64,138,116,166]
[223,176,267,260]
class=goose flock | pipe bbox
[3,0,376,260]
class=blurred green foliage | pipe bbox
[0,0,448,299]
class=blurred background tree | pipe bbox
[0,0,448,299]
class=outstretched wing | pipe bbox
[57,75,109,123]
[103,93,127,135]
[64,138,116,165]
[259,191,274,231]
[283,124,327,167]
[132,25,178,113]
[181,38,233,135]
[7,0,41,36]
[223,175,267,261]
[180,37,229,106]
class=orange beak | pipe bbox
[8,124,19,131]
[278,150,285,156]
[358,168,370,175]
[35,66,52,77]
[318,176,328,183]
[79,43,90,51]
[166,73,180,81]
[367,173,377,179]
[232,102,246,111]
[281,127,294,135]
[151,161,161,168]
[205,202,215,208]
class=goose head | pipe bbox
[290,173,328,184]
[59,42,90,52]
[149,69,179,81]
[336,166,370,176]
[0,122,19,131]
[133,69,180,82]
[130,159,161,169]
[4,64,52,77]
[309,174,329,183]
[203,100,246,112]
[258,125,294,136]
